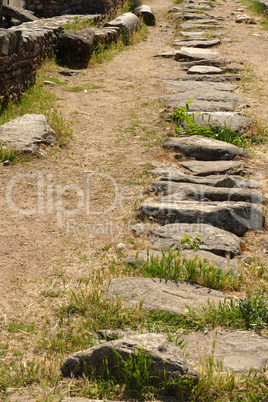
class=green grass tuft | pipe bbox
[167,100,249,147]
[137,248,242,291]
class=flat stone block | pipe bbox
[140,200,264,236]
[149,222,242,257]
[162,135,250,160]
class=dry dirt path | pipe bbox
[0,0,177,327]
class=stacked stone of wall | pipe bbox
[0,22,61,106]
[25,0,125,18]
[0,15,104,106]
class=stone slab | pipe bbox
[149,182,264,204]
[183,13,213,20]
[166,74,240,82]
[61,332,199,380]
[178,160,246,176]
[0,114,57,154]
[140,200,264,236]
[236,14,256,24]
[158,92,244,112]
[182,330,268,372]
[179,31,206,37]
[183,5,213,10]
[125,249,239,271]
[187,65,222,73]
[174,39,221,48]
[149,223,242,257]
[162,135,249,161]
[179,22,221,30]
[165,80,237,92]
[189,111,253,132]
[2,4,38,22]
[151,164,260,188]
[104,278,232,315]
[175,46,222,63]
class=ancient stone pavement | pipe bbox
[61,0,268,392]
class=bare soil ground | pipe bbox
[1,0,268,399]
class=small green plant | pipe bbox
[239,290,268,330]
[123,0,136,13]
[137,249,242,291]
[63,16,96,30]
[168,101,248,147]
[180,234,202,250]
[0,144,17,162]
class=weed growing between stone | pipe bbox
[63,16,97,30]
[137,249,242,291]
[167,101,249,147]
[1,262,268,400]
[0,144,16,163]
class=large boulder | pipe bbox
[57,29,95,63]
[61,332,199,380]
[0,114,57,154]
[162,135,250,161]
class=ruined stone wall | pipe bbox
[24,0,125,18]
[0,24,58,106]
[0,14,121,106]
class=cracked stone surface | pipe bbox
[178,160,247,176]
[148,222,242,257]
[140,200,264,236]
[103,277,233,315]
[162,135,250,160]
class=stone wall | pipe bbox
[25,0,125,18]
[0,0,2,21]
[0,24,58,106]
[0,14,102,106]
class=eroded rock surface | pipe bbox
[149,223,242,257]
[182,330,268,372]
[149,181,264,204]
[104,278,233,316]
[61,332,199,380]
[140,200,264,236]
[162,135,250,160]
[178,160,246,176]
[0,114,57,153]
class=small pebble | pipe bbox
[116,243,127,250]
[131,223,146,236]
